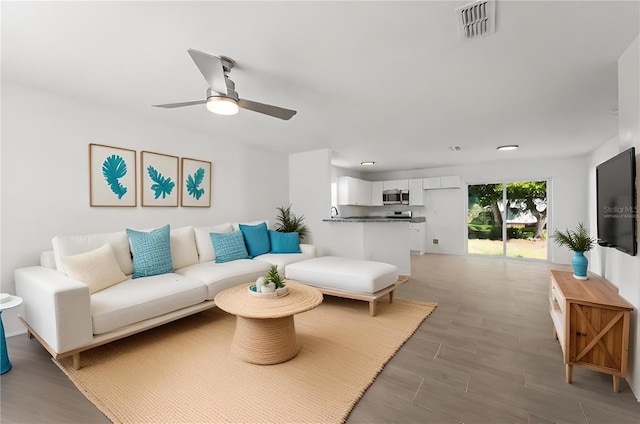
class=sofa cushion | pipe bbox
[126,225,173,278]
[210,231,250,263]
[268,230,301,253]
[170,226,199,269]
[194,223,233,263]
[53,230,133,276]
[60,243,128,294]
[176,259,271,300]
[90,273,207,335]
[253,250,316,275]
[239,222,271,258]
[285,256,398,295]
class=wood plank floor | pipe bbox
[2,254,640,423]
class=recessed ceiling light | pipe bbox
[361,161,376,166]
[497,145,519,151]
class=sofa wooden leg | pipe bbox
[369,301,377,317]
[72,353,81,370]
[27,330,33,339]
[389,290,394,304]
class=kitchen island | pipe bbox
[322,218,411,275]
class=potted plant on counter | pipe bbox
[551,223,595,280]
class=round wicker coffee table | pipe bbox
[214,280,323,365]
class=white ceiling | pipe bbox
[2,1,639,173]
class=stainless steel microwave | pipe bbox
[383,189,409,205]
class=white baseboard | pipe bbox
[6,329,27,338]
[626,376,640,402]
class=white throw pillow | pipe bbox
[61,243,128,294]
[194,223,233,263]
[170,226,199,269]
[53,230,133,275]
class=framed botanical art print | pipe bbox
[180,157,212,207]
[141,151,179,207]
[89,143,137,207]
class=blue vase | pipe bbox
[572,251,588,280]
[0,311,11,374]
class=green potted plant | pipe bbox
[275,205,309,242]
[551,222,595,280]
[253,265,288,296]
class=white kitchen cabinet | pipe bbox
[408,178,424,205]
[423,177,440,189]
[383,179,409,191]
[409,222,427,255]
[371,181,384,206]
[338,176,372,206]
[423,176,461,189]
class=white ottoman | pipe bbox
[285,256,401,316]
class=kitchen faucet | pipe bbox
[330,206,338,217]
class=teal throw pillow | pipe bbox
[239,222,270,258]
[126,225,173,279]
[210,231,250,263]
[268,230,301,254]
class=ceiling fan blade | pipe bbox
[237,99,297,120]
[187,49,228,95]
[152,100,207,108]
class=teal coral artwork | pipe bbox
[181,158,211,207]
[102,155,128,199]
[141,151,179,207]
[90,144,136,207]
[147,166,175,199]
[186,168,205,200]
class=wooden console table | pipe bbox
[549,270,633,392]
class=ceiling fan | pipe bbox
[153,49,297,120]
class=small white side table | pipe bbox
[1,294,23,374]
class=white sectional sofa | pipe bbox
[15,221,315,369]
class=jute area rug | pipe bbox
[55,296,437,424]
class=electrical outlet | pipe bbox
[433,239,439,245]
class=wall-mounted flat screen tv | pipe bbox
[596,147,637,256]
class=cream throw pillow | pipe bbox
[61,243,128,294]
[194,223,233,263]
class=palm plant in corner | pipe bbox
[551,222,595,280]
[275,205,309,242]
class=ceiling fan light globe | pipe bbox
[207,97,239,115]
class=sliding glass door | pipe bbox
[468,181,547,259]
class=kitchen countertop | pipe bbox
[323,216,425,223]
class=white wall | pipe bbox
[423,188,466,255]
[368,156,590,262]
[589,35,640,400]
[289,149,367,259]
[1,82,289,333]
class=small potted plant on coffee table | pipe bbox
[251,265,289,297]
[551,222,595,280]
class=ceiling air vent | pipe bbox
[456,0,496,40]
[448,145,462,151]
